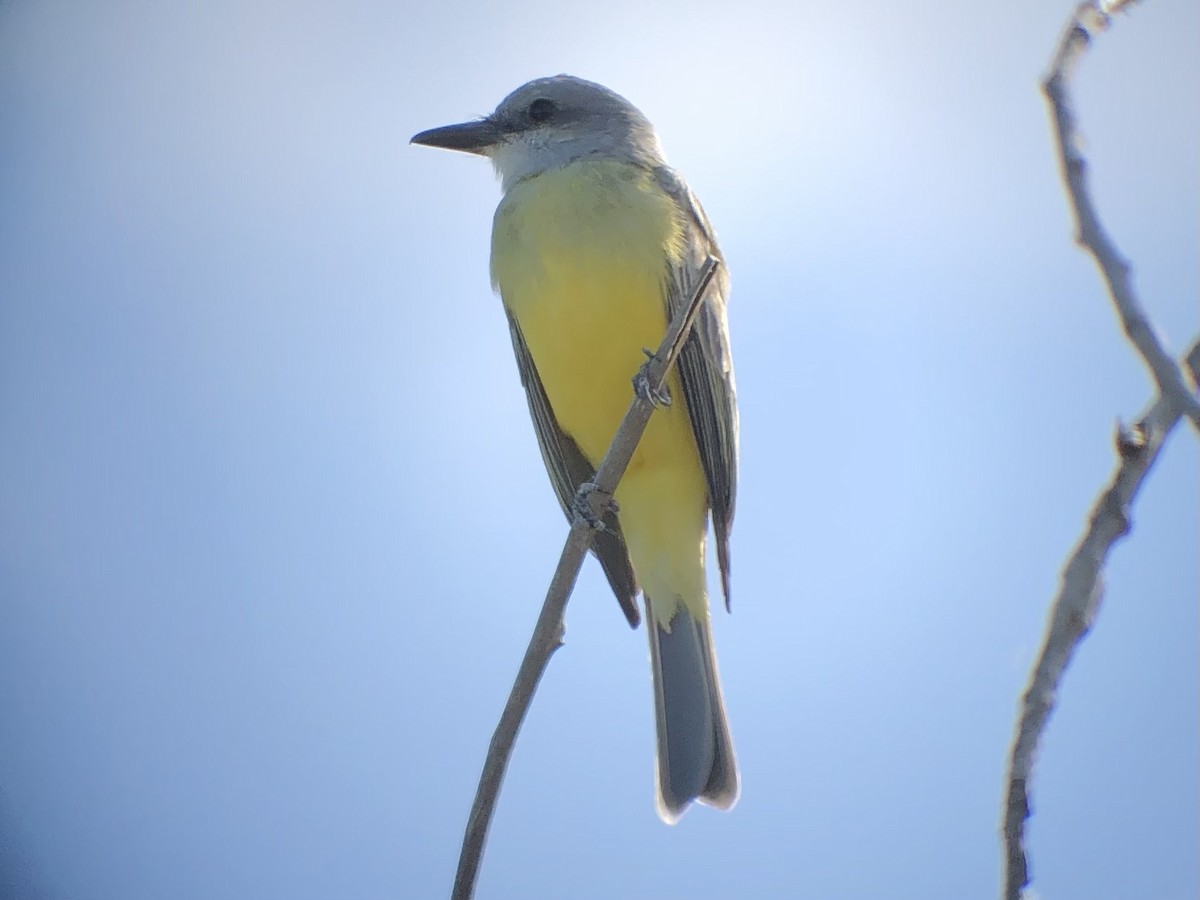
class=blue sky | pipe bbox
[1,2,1196,899]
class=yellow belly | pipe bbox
[491,159,709,621]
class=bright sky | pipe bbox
[1,2,1196,899]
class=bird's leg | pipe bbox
[571,482,619,533]
[633,348,672,406]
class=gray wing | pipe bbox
[504,308,641,628]
[655,166,740,609]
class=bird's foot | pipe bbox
[571,482,618,532]
[633,349,672,407]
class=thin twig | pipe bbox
[450,257,721,900]
[1002,6,1200,894]
[1043,0,1200,432]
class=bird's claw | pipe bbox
[571,482,618,532]
[633,352,672,407]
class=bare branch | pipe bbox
[1043,0,1200,432]
[1002,5,1200,897]
[450,258,721,900]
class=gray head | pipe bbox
[411,75,666,191]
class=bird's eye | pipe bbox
[528,98,556,124]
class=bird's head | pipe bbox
[411,75,665,190]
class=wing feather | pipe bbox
[504,309,641,627]
[655,166,740,609]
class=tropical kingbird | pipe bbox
[412,75,739,823]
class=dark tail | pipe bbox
[646,597,738,823]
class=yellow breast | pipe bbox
[491,157,710,617]
[490,158,690,465]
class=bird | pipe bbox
[412,75,739,823]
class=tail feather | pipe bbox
[646,596,738,823]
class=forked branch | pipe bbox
[1001,3,1200,897]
